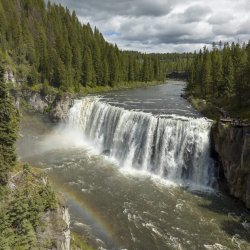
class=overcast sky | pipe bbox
[50,0,250,53]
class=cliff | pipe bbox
[11,88,74,123]
[22,89,74,122]
[36,206,71,250]
[212,122,250,208]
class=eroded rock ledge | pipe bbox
[21,89,74,122]
[212,122,250,208]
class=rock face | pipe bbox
[36,207,71,250]
[212,122,250,208]
[49,94,74,122]
[4,70,16,83]
[57,207,71,250]
[22,89,74,122]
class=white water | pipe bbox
[67,96,215,187]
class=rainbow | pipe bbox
[49,175,119,248]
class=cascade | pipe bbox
[68,97,215,186]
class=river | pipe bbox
[17,80,250,250]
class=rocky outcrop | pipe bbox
[22,89,74,122]
[36,206,71,250]
[4,70,16,84]
[212,122,250,208]
[49,94,74,122]
[57,207,71,250]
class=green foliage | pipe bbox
[0,164,58,250]
[187,42,250,119]
[0,62,59,248]
[71,231,95,250]
[0,0,178,91]
[0,62,19,185]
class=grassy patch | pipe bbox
[188,92,250,122]
[70,231,95,250]
[188,96,220,120]
[77,80,164,95]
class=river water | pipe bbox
[17,81,250,250]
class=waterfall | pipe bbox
[68,96,215,187]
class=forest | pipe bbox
[0,0,191,92]
[188,42,250,120]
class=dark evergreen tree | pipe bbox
[222,45,234,96]
[82,47,95,87]
[211,49,223,97]
[201,48,212,98]
[0,63,19,185]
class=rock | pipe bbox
[36,206,71,250]
[49,94,74,122]
[28,91,50,113]
[212,122,250,208]
[4,70,16,84]
[57,207,71,250]
[22,89,74,123]
[10,89,21,110]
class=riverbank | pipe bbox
[27,80,164,96]
[78,80,164,95]
[11,80,164,123]
[187,96,219,120]
[187,94,250,123]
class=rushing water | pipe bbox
[68,97,215,187]
[17,81,250,250]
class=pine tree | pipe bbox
[222,45,234,96]
[245,42,250,105]
[17,219,38,249]
[82,47,95,87]
[102,58,109,86]
[141,56,149,82]
[211,49,223,97]
[128,55,135,82]
[0,63,19,185]
[233,44,247,107]
[201,48,212,98]
[108,49,119,87]
[92,40,102,86]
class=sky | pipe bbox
[50,0,250,53]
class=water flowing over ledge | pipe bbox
[68,97,216,187]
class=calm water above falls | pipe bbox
[99,80,201,117]
[17,81,250,250]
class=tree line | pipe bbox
[0,0,192,92]
[188,42,250,110]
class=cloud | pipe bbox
[51,0,173,18]
[49,0,250,53]
[237,19,250,35]
[179,5,211,23]
[208,13,233,25]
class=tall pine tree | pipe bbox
[0,62,19,185]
